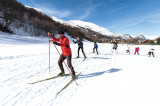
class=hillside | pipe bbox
[0,0,129,43]
[0,0,113,42]
[0,0,159,44]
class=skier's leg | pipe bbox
[148,52,151,57]
[58,54,66,74]
[135,50,138,55]
[152,52,154,57]
[93,47,95,53]
[66,55,75,79]
[81,47,87,58]
[96,48,98,54]
[134,50,136,54]
[77,47,80,58]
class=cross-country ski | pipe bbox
[28,74,70,84]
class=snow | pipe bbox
[51,17,115,36]
[51,16,159,40]
[68,20,115,36]
[133,34,159,40]
[0,31,160,106]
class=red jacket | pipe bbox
[51,35,72,56]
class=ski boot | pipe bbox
[58,72,65,76]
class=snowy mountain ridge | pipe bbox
[51,16,159,40]
[52,16,115,37]
[68,20,115,36]
[22,6,158,41]
[136,34,147,40]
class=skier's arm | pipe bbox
[53,42,61,46]
[50,40,61,46]
[52,38,68,46]
[51,34,60,42]
[48,32,60,42]
[73,40,77,43]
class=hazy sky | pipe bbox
[17,0,160,36]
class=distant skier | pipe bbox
[126,46,130,54]
[112,41,118,52]
[134,47,140,55]
[48,31,76,80]
[73,37,86,58]
[93,42,99,54]
[148,48,155,57]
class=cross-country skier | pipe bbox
[134,47,140,55]
[73,37,87,58]
[93,42,98,54]
[111,41,118,53]
[148,48,155,57]
[126,46,130,54]
[48,31,76,80]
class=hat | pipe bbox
[58,31,64,34]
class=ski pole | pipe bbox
[52,43,78,85]
[48,36,50,74]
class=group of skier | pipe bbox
[125,46,155,57]
[48,31,155,80]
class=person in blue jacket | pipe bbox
[73,37,86,58]
[93,42,99,54]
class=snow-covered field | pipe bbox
[0,32,160,106]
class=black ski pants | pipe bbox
[78,47,86,57]
[148,52,154,57]
[93,47,98,54]
[58,54,75,75]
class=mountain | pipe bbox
[136,35,147,40]
[0,0,117,43]
[52,17,114,36]
[51,17,134,41]
[67,20,115,36]
[115,33,132,40]
[0,0,157,44]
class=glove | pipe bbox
[48,32,51,37]
[50,40,54,44]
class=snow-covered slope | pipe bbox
[1,31,160,106]
[52,17,159,40]
[136,34,147,40]
[116,33,132,39]
[147,36,159,40]
[68,20,115,36]
[51,17,115,36]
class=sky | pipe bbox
[17,0,160,36]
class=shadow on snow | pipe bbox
[89,57,110,60]
[79,68,122,78]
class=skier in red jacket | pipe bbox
[48,31,75,80]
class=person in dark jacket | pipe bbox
[148,48,155,57]
[48,31,75,80]
[112,41,118,50]
[73,37,86,58]
[93,42,98,54]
